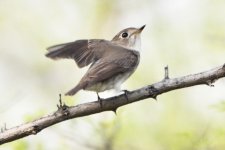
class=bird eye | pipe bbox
[121,32,128,38]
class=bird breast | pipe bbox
[85,71,134,92]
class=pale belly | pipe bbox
[85,71,132,92]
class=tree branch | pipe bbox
[1,63,225,145]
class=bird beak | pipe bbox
[129,25,146,37]
[139,25,146,32]
[132,25,146,35]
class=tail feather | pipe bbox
[65,84,82,96]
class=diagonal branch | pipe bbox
[1,63,225,145]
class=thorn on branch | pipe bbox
[57,94,63,109]
[32,125,41,135]
[0,123,7,133]
[164,65,169,80]
[148,85,159,100]
[112,108,118,115]
[205,80,216,87]
[153,96,157,101]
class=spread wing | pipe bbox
[78,49,140,88]
[66,47,139,95]
[46,39,108,68]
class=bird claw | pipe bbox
[123,90,130,102]
[97,93,103,108]
[56,94,69,116]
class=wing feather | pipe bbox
[79,50,139,88]
[46,40,106,68]
[46,39,140,85]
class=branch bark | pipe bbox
[1,64,225,145]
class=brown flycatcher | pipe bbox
[46,25,145,102]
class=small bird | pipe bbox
[46,25,145,101]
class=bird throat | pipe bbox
[112,35,141,52]
[129,35,141,51]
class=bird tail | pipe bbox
[65,84,82,96]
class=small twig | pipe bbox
[57,94,62,109]
[0,123,7,133]
[164,65,169,79]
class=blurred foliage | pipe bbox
[11,140,28,150]
[0,0,225,150]
[211,101,225,112]
[23,109,47,123]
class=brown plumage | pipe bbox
[46,25,145,96]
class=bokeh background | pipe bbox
[1,0,225,149]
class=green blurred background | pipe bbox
[0,0,225,149]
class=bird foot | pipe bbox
[56,94,69,116]
[123,90,130,102]
[97,93,103,108]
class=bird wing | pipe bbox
[46,39,108,68]
[79,49,140,88]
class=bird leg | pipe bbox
[123,90,130,102]
[56,94,69,116]
[97,92,103,108]
[57,94,68,110]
